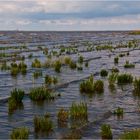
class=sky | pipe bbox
[0,0,140,31]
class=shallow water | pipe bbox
[0,31,140,139]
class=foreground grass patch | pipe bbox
[10,127,29,139]
[100,69,108,77]
[57,108,69,127]
[80,75,104,94]
[101,124,113,139]
[70,102,88,120]
[133,78,140,96]
[117,73,133,85]
[29,87,55,101]
[8,88,24,114]
[120,129,140,139]
[34,115,53,135]
[124,60,135,68]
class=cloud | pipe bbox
[0,1,140,30]
[39,14,140,26]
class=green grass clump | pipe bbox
[43,48,48,55]
[10,88,24,103]
[28,53,33,58]
[53,60,61,73]
[111,67,119,73]
[45,75,58,85]
[33,71,42,79]
[60,47,65,53]
[77,66,83,71]
[124,60,135,68]
[53,76,58,85]
[114,57,119,64]
[117,73,133,85]
[120,129,140,139]
[31,58,41,68]
[18,62,27,75]
[78,55,84,64]
[64,56,72,65]
[113,107,123,116]
[29,87,54,101]
[34,115,53,134]
[80,75,104,94]
[8,88,24,113]
[45,75,53,85]
[10,62,27,76]
[10,67,19,76]
[119,53,125,57]
[133,78,140,96]
[57,108,69,127]
[101,124,113,139]
[18,62,27,69]
[8,98,19,113]
[96,45,113,51]
[10,127,29,139]
[80,75,94,93]
[108,73,118,88]
[85,62,89,67]
[69,61,77,69]
[70,102,88,120]
[94,80,104,93]
[100,69,108,77]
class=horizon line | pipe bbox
[0,29,138,32]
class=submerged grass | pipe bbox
[34,115,53,134]
[33,71,42,79]
[32,58,41,68]
[10,62,27,76]
[10,127,29,139]
[108,73,118,90]
[69,60,77,69]
[57,108,69,122]
[29,87,54,101]
[113,107,123,117]
[120,129,140,139]
[57,108,69,127]
[117,73,133,85]
[10,88,24,103]
[100,69,108,77]
[114,57,119,64]
[80,74,104,94]
[70,102,88,120]
[133,78,140,96]
[124,60,135,68]
[8,88,24,114]
[101,124,113,139]
[78,55,84,64]
[53,60,61,73]
[45,75,58,85]
[8,98,23,114]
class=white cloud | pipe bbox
[16,19,32,25]
[0,2,18,13]
[39,14,140,26]
[0,1,112,14]
[0,1,140,30]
